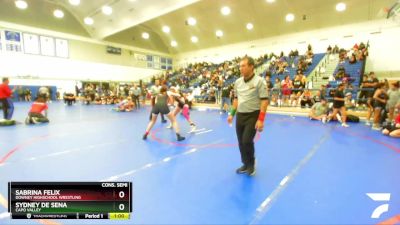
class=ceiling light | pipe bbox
[84,17,94,25]
[266,0,276,3]
[68,0,80,6]
[285,13,295,22]
[246,23,254,30]
[216,30,223,37]
[162,26,170,33]
[171,41,178,47]
[221,6,231,15]
[336,2,346,12]
[191,36,198,43]
[142,32,150,39]
[53,9,64,18]
[102,6,113,15]
[187,17,197,26]
[15,0,28,9]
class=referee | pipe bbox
[228,56,269,176]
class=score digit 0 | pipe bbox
[119,191,125,199]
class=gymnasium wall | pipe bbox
[0,21,170,83]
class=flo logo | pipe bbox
[366,193,391,219]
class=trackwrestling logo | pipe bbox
[367,193,391,219]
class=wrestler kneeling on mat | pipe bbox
[25,96,49,125]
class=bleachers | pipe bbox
[268,53,325,85]
[332,60,364,86]
[328,59,365,99]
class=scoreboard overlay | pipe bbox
[8,182,132,220]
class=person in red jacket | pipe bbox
[25,96,49,124]
[0,77,14,120]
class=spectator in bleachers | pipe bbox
[292,72,306,107]
[309,98,329,123]
[387,81,400,123]
[265,74,273,91]
[281,75,293,106]
[327,83,349,127]
[358,42,369,61]
[372,82,388,130]
[271,78,281,106]
[335,66,346,80]
[306,44,314,65]
[327,45,332,54]
[349,53,357,64]
[339,48,347,63]
[276,58,288,74]
[333,45,340,54]
[297,57,308,72]
[300,89,313,108]
[329,72,336,82]
[343,78,354,92]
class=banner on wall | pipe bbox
[23,33,40,55]
[40,36,55,56]
[55,38,69,58]
[5,30,22,52]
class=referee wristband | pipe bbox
[229,109,236,117]
[258,112,266,122]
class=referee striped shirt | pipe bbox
[234,74,269,113]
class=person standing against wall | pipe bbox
[0,78,15,121]
[228,56,269,176]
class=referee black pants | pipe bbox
[0,98,9,119]
[236,110,259,168]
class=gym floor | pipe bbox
[0,102,399,225]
